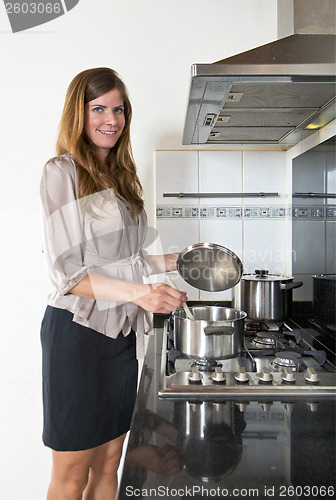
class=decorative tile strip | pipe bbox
[287,206,336,220]
[292,207,325,219]
[227,208,243,218]
[156,207,199,218]
[200,207,216,218]
[244,207,286,218]
[327,207,336,219]
[171,208,183,218]
[184,207,199,218]
[271,207,286,218]
[199,207,242,218]
[259,208,271,218]
[216,208,227,217]
[157,206,287,219]
[156,207,172,218]
[244,207,259,218]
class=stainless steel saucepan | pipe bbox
[171,243,246,359]
[173,306,247,359]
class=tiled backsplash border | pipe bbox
[291,206,336,219]
[157,205,336,220]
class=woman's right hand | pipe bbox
[134,283,188,314]
[126,444,183,476]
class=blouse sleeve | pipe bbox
[40,156,91,295]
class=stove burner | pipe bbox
[252,332,277,348]
[273,351,303,371]
[245,321,265,332]
[193,359,222,372]
[245,321,285,333]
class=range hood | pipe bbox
[183,0,336,146]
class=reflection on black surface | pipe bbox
[291,400,336,490]
[123,401,246,483]
[174,401,246,481]
[123,407,183,481]
[120,400,336,500]
[119,329,336,500]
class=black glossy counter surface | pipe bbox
[118,327,335,500]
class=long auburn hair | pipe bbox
[56,67,144,214]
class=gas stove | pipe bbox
[158,317,336,401]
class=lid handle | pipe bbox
[255,270,269,277]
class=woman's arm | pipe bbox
[69,272,187,314]
[144,252,180,274]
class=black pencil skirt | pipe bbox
[40,306,138,452]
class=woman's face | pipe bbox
[84,88,125,162]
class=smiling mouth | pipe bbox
[98,130,117,136]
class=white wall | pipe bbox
[0,1,277,498]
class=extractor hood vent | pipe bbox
[183,0,336,146]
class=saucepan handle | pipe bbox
[281,281,303,291]
[204,326,234,336]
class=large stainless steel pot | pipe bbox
[173,306,246,359]
[173,401,245,481]
[233,270,303,321]
[312,274,336,328]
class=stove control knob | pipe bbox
[258,367,273,383]
[188,367,203,384]
[282,367,296,383]
[188,401,203,411]
[306,402,319,412]
[212,366,225,383]
[304,367,319,384]
[235,402,249,412]
[282,402,295,412]
[234,367,250,383]
[259,401,272,412]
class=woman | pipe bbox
[40,67,186,500]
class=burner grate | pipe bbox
[252,332,277,347]
[273,351,303,371]
[193,358,222,372]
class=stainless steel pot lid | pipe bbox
[241,270,293,281]
[177,243,243,292]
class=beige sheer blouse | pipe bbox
[40,153,153,358]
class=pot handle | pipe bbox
[204,326,234,336]
[280,281,303,291]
